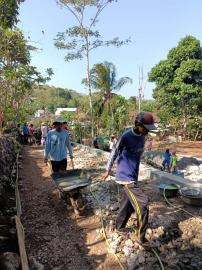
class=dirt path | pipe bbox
[19,146,119,270]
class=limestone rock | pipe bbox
[125,239,134,248]
[29,257,44,270]
[127,254,138,270]
[0,252,21,270]
[123,246,133,256]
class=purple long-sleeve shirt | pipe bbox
[107,128,145,183]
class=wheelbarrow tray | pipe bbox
[51,169,90,192]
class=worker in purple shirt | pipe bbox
[102,112,157,247]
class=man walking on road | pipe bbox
[22,123,29,144]
[102,112,157,247]
[41,122,48,145]
[44,117,73,172]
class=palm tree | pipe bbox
[87,61,132,126]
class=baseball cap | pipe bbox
[135,112,157,131]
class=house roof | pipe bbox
[55,108,77,116]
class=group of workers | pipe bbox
[43,112,159,248]
[16,111,177,248]
[16,123,35,144]
[17,111,178,248]
[16,119,71,147]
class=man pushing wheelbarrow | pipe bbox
[44,117,89,215]
[44,117,73,172]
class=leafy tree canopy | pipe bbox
[148,35,202,139]
[0,0,24,28]
[149,36,202,116]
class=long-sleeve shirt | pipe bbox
[44,130,73,161]
[22,125,29,135]
[164,152,171,162]
[107,128,145,183]
[41,125,48,138]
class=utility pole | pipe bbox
[58,88,59,107]
[138,65,144,113]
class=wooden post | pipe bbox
[15,216,29,270]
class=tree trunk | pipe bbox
[0,112,3,130]
[182,113,187,140]
[194,128,199,141]
[97,113,99,135]
[109,92,115,129]
[86,45,94,140]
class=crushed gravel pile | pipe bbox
[84,180,202,270]
[73,145,202,270]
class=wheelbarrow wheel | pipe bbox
[69,197,80,215]
[75,196,84,209]
[58,190,66,201]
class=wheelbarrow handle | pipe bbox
[71,159,75,170]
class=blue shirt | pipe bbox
[164,152,171,162]
[22,125,29,135]
[44,130,73,161]
[107,128,145,183]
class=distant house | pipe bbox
[34,109,45,118]
[55,108,77,116]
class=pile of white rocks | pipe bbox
[183,164,202,182]
[143,151,202,182]
[89,181,202,270]
[84,180,165,270]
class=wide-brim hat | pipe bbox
[52,116,64,124]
